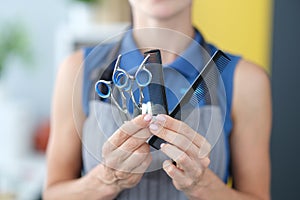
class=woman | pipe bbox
[43,0,271,199]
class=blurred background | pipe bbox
[0,0,299,199]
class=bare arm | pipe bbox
[43,51,116,199]
[229,60,271,199]
[199,60,272,200]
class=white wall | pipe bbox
[0,1,71,197]
[0,0,69,119]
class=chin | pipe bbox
[131,0,192,20]
[148,3,190,20]
[149,8,180,20]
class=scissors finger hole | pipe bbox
[113,70,128,88]
[95,81,111,99]
[136,70,152,87]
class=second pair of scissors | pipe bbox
[95,54,152,114]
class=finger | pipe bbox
[105,114,152,150]
[149,125,199,158]
[151,114,211,152]
[103,132,151,170]
[131,153,152,173]
[102,127,151,159]
[198,140,211,158]
[160,143,195,172]
[102,149,129,170]
[114,152,151,180]
[119,128,151,152]
[103,138,148,169]
[119,143,150,172]
[162,159,185,181]
[151,114,202,147]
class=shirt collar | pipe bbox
[166,29,205,82]
[118,28,206,81]
[118,30,144,73]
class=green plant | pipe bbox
[0,21,32,77]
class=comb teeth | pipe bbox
[193,70,218,105]
[170,50,231,119]
[214,53,230,74]
[189,86,205,106]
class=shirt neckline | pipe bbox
[118,28,207,81]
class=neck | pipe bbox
[131,8,194,64]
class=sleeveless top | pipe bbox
[81,28,241,200]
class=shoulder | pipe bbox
[60,42,116,77]
[235,59,270,84]
[54,50,84,107]
[57,50,84,81]
[53,49,84,102]
[234,59,270,98]
[52,50,85,134]
[232,59,271,121]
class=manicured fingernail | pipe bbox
[149,123,159,131]
[156,115,166,122]
[144,114,152,122]
[160,143,166,149]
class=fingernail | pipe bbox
[149,123,159,131]
[156,115,166,123]
[144,114,152,122]
[160,143,166,149]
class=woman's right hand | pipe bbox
[82,114,153,198]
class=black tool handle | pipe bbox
[144,50,168,150]
[144,49,169,115]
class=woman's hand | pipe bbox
[88,114,153,196]
[149,114,211,198]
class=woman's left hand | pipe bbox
[149,114,211,197]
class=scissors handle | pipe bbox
[95,80,112,99]
[135,54,152,87]
[135,68,152,87]
[95,79,130,117]
[112,69,129,89]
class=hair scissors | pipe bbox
[95,55,128,114]
[95,54,152,117]
[95,79,129,115]
[113,54,152,107]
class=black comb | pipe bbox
[144,50,170,150]
[144,49,169,115]
[148,50,231,150]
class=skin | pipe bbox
[43,0,271,199]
